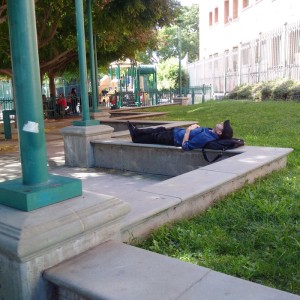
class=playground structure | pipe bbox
[98,60,158,108]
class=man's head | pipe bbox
[214,120,233,139]
[221,120,233,139]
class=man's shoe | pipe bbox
[127,121,137,137]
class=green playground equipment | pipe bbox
[108,60,157,108]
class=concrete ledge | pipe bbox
[119,145,293,240]
[89,139,292,240]
[109,111,166,120]
[44,240,300,300]
[99,120,195,133]
[92,140,240,176]
[41,142,294,300]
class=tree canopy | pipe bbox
[156,4,199,63]
[157,56,188,90]
[0,0,180,83]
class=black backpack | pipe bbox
[202,138,245,163]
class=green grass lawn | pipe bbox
[136,100,300,295]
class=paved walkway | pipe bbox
[0,118,170,189]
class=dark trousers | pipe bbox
[132,127,174,146]
[71,97,78,114]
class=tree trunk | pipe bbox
[48,72,56,97]
[40,72,44,93]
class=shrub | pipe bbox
[226,79,300,101]
[226,84,253,100]
[271,79,294,100]
[260,81,274,101]
[251,81,273,101]
[287,84,300,101]
[225,86,238,99]
[237,84,253,99]
[251,82,263,101]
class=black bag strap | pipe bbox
[202,149,224,163]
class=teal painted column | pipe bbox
[154,67,158,105]
[178,24,182,97]
[87,0,99,112]
[136,67,141,106]
[94,34,100,104]
[117,64,122,108]
[7,0,48,185]
[0,0,82,211]
[110,66,113,79]
[74,0,98,126]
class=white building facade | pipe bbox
[187,0,300,95]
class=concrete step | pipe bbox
[44,240,300,300]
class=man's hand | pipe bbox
[188,124,200,130]
[182,124,200,145]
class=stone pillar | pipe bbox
[60,125,114,167]
[0,192,130,300]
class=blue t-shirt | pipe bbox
[173,127,219,151]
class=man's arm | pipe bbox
[182,124,200,146]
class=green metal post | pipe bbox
[131,63,134,90]
[3,110,15,139]
[192,88,195,105]
[0,0,82,211]
[1,81,4,98]
[136,66,141,106]
[125,69,128,92]
[117,64,122,107]
[110,66,113,79]
[178,24,182,97]
[94,34,100,105]
[87,0,98,112]
[63,79,66,97]
[154,67,158,105]
[73,0,98,126]
[7,0,48,185]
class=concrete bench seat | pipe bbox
[91,139,241,176]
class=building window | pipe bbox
[209,11,213,26]
[215,7,219,23]
[233,0,238,19]
[243,0,249,8]
[224,0,229,24]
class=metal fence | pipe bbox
[0,81,13,99]
[136,86,212,106]
[0,86,211,122]
[0,99,15,121]
[187,20,300,97]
